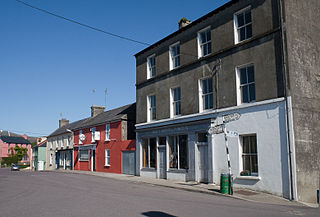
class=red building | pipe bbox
[73,104,136,175]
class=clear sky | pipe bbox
[0,0,230,137]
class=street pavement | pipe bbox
[0,168,318,217]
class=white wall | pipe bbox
[212,100,290,198]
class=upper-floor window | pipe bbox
[67,135,71,147]
[169,43,180,70]
[234,8,252,44]
[236,64,255,104]
[198,27,211,58]
[79,130,83,144]
[147,95,156,122]
[61,136,64,148]
[106,124,110,141]
[199,77,213,112]
[91,127,96,142]
[50,140,53,149]
[170,87,181,117]
[56,137,59,148]
[147,55,156,79]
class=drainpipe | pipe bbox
[279,0,296,201]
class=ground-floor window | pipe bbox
[50,153,53,165]
[79,149,89,161]
[169,135,188,169]
[105,149,110,166]
[241,134,258,176]
[142,138,157,168]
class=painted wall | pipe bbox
[0,140,31,164]
[73,121,136,173]
[212,99,290,198]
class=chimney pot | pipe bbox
[178,17,191,29]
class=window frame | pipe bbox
[61,136,64,148]
[147,95,156,122]
[236,64,256,105]
[142,138,157,169]
[197,26,212,58]
[169,42,180,70]
[234,6,252,44]
[79,130,83,144]
[199,77,214,112]
[105,149,110,166]
[105,124,111,141]
[79,149,89,161]
[240,134,258,176]
[170,87,181,117]
[168,135,188,170]
[91,127,96,142]
[147,54,156,79]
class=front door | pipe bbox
[159,147,166,179]
[198,145,208,183]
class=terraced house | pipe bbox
[135,0,319,204]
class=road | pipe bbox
[0,168,317,217]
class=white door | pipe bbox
[38,161,44,171]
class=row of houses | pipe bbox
[31,0,318,205]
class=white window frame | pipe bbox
[79,130,83,144]
[147,54,156,79]
[170,87,181,118]
[105,124,110,141]
[169,42,180,70]
[91,127,96,142]
[67,135,71,147]
[234,6,252,44]
[50,153,53,165]
[147,95,156,122]
[197,26,212,58]
[61,136,64,148]
[56,137,59,148]
[50,140,53,149]
[198,77,214,112]
[105,149,110,166]
[240,134,258,176]
[236,64,255,105]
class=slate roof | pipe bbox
[48,118,89,137]
[0,136,31,144]
[74,103,136,130]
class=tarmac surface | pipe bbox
[0,168,318,217]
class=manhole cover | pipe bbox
[234,190,258,196]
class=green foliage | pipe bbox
[1,146,28,166]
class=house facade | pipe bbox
[135,0,319,204]
[0,135,31,165]
[73,104,136,175]
[46,118,87,170]
[32,140,47,171]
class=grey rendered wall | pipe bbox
[136,0,284,124]
[283,0,320,204]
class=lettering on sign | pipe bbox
[208,124,224,134]
[223,113,241,123]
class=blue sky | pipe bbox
[0,0,230,137]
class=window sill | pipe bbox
[236,176,261,181]
[105,139,110,142]
[104,164,110,167]
[168,169,188,173]
[141,167,156,172]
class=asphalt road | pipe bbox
[0,168,318,217]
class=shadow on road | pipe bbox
[142,211,177,217]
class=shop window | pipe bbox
[169,135,188,169]
[142,138,157,168]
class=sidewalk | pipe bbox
[51,169,310,207]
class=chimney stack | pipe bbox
[91,105,105,117]
[178,17,191,29]
[59,118,69,128]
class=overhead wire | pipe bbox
[14,0,151,46]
